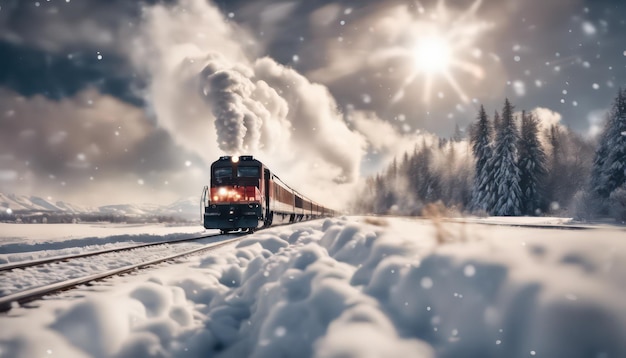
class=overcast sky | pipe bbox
[0,0,624,208]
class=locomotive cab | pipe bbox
[202,156,265,232]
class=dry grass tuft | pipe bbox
[363,216,389,227]
[422,202,468,245]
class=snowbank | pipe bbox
[1,216,625,357]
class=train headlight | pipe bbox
[232,156,239,163]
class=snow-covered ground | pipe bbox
[1,216,625,358]
[0,223,206,265]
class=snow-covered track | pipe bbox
[0,236,240,313]
[440,218,625,231]
[0,233,223,273]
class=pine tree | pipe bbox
[469,105,494,212]
[601,89,626,196]
[453,123,464,142]
[518,111,547,215]
[589,89,626,215]
[590,117,612,201]
[493,110,501,133]
[490,99,523,216]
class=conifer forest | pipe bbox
[353,89,626,222]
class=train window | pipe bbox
[213,167,232,182]
[237,166,260,177]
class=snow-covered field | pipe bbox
[1,216,625,358]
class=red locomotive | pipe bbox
[201,156,335,233]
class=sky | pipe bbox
[0,0,624,208]
[2,217,626,357]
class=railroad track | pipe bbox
[438,217,624,231]
[0,232,223,272]
[0,233,243,313]
[385,215,622,231]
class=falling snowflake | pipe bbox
[420,277,433,289]
[582,21,596,35]
[274,326,286,337]
[513,81,526,96]
[464,264,476,277]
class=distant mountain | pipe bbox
[163,197,201,221]
[0,193,92,212]
[0,193,199,221]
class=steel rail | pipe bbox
[0,237,241,313]
[0,232,223,273]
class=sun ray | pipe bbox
[450,60,485,80]
[423,74,433,103]
[443,70,470,103]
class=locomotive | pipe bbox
[201,155,336,233]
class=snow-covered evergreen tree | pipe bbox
[493,110,501,133]
[601,89,626,197]
[590,89,626,216]
[469,105,494,212]
[590,119,612,202]
[490,99,523,216]
[518,111,547,215]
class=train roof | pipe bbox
[211,155,262,167]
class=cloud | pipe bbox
[0,87,202,205]
[531,107,563,131]
[0,0,137,53]
[586,109,608,139]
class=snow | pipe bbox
[1,216,626,357]
[0,223,206,264]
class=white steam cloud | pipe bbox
[201,62,266,154]
[131,0,367,207]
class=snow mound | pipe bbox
[1,217,625,357]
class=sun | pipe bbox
[389,0,492,104]
[413,35,452,74]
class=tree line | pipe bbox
[352,89,626,221]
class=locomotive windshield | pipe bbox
[213,167,232,184]
[237,166,260,178]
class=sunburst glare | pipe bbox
[413,35,452,74]
[393,0,492,104]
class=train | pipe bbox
[201,155,336,233]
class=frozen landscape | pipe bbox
[1,0,625,357]
[1,216,625,358]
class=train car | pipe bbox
[201,155,335,233]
